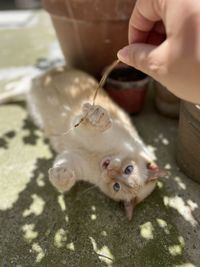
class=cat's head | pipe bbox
[99,150,166,219]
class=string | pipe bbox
[49,59,121,136]
[74,59,121,128]
[92,59,120,105]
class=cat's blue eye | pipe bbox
[124,165,134,175]
[113,183,120,192]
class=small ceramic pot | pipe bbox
[104,65,149,114]
[154,81,180,118]
[177,101,200,183]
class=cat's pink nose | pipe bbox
[107,158,121,170]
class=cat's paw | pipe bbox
[48,166,76,193]
[82,103,112,132]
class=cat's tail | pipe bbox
[0,77,32,104]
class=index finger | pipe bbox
[129,0,162,44]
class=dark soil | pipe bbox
[108,67,147,82]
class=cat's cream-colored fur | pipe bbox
[3,67,165,220]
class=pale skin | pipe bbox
[117,0,200,104]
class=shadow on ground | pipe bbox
[0,101,199,267]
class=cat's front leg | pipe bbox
[72,103,114,151]
[48,152,78,193]
[81,103,112,132]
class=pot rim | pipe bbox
[42,0,134,22]
[106,75,149,90]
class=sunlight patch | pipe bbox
[90,237,114,266]
[66,242,75,251]
[23,194,45,217]
[91,205,96,211]
[146,145,157,161]
[178,236,185,247]
[169,235,185,256]
[140,222,154,240]
[164,164,171,170]
[36,173,45,187]
[187,199,198,211]
[124,142,134,152]
[91,214,97,220]
[174,177,186,190]
[58,194,66,211]
[65,215,69,223]
[54,228,67,248]
[0,105,52,211]
[101,231,107,237]
[163,196,197,226]
[168,244,182,256]
[32,243,45,263]
[157,181,163,189]
[22,224,38,242]
[162,138,169,145]
[156,218,170,234]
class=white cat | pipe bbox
[1,67,166,220]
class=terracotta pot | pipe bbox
[42,0,136,77]
[104,65,149,114]
[177,101,200,183]
[154,81,180,118]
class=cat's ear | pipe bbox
[146,162,168,183]
[139,149,168,183]
[124,198,136,221]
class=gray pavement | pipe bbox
[0,10,199,267]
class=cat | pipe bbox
[1,66,166,220]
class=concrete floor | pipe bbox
[0,10,200,267]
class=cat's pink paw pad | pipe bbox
[84,104,111,131]
[48,166,75,193]
[82,103,92,116]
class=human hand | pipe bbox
[117,0,200,103]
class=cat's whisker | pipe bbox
[61,127,76,136]
[81,184,98,194]
[76,184,98,200]
[92,59,120,105]
[47,125,77,137]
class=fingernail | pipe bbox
[117,46,130,62]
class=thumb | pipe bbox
[117,43,168,79]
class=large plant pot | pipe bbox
[104,64,149,114]
[177,101,200,183]
[42,0,135,77]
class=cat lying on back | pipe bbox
[2,67,166,220]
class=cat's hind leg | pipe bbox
[48,151,81,193]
